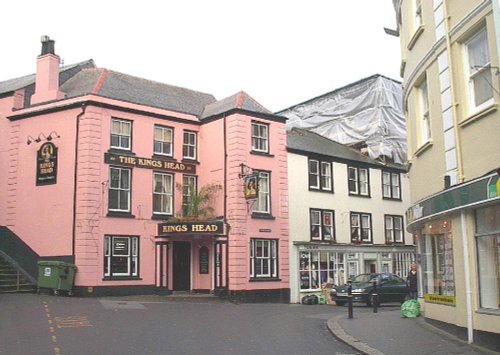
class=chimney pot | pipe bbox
[40,36,55,55]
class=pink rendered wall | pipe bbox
[198,119,225,216]
[0,96,16,226]
[73,103,204,287]
[213,113,289,292]
[3,109,78,257]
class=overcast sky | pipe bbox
[1,0,401,113]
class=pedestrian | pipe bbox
[407,262,418,300]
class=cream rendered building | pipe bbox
[396,0,500,350]
[287,128,414,304]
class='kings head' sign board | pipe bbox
[36,142,58,186]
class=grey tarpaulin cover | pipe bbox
[279,75,407,165]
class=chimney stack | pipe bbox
[30,36,65,105]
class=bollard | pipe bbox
[347,281,353,319]
[372,279,378,313]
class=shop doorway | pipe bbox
[173,241,191,291]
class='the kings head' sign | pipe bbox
[36,142,58,186]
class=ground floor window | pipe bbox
[475,204,500,310]
[421,231,455,297]
[299,251,344,290]
[250,239,277,278]
[104,235,139,277]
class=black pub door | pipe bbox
[173,241,191,291]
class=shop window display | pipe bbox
[421,232,455,297]
[475,205,500,310]
[299,251,344,290]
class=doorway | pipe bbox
[173,241,191,291]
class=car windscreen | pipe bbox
[352,274,376,283]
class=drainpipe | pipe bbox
[72,103,87,259]
[443,0,465,183]
[223,113,229,291]
[460,211,473,344]
[443,0,472,343]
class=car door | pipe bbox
[377,274,390,302]
[384,274,404,302]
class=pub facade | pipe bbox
[0,37,289,301]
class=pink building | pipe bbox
[0,37,289,301]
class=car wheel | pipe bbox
[335,301,345,306]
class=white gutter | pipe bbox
[460,211,473,344]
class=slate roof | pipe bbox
[287,127,405,170]
[0,60,96,95]
[201,91,271,119]
[60,68,217,117]
[1,59,278,119]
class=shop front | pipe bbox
[292,242,415,303]
[155,220,228,295]
[406,171,500,346]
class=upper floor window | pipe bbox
[382,171,401,200]
[109,167,131,212]
[253,171,270,215]
[413,0,422,30]
[104,235,139,278]
[310,209,335,242]
[251,121,269,153]
[348,166,370,196]
[350,212,372,243]
[153,172,173,216]
[111,118,131,151]
[183,131,197,160]
[309,159,333,192]
[385,215,404,243]
[250,239,278,278]
[154,125,173,156]
[464,27,494,113]
[182,175,197,216]
[416,79,431,144]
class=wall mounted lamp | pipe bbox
[47,131,60,141]
[26,131,61,145]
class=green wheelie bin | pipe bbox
[37,261,77,296]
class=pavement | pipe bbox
[327,305,496,355]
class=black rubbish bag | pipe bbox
[301,294,319,305]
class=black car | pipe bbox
[331,273,409,306]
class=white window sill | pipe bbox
[414,139,433,157]
[407,25,424,50]
[461,102,497,128]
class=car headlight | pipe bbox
[331,289,337,294]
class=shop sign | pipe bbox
[424,293,456,306]
[487,174,499,199]
[158,221,224,236]
[407,172,500,226]
[36,142,58,186]
[104,152,196,174]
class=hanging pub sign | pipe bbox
[244,174,258,200]
[36,142,58,186]
[158,221,225,236]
